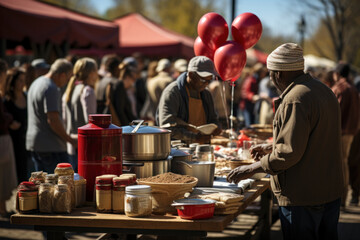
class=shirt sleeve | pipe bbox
[260,101,310,175]
[44,85,60,113]
[80,86,97,123]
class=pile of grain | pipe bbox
[138,172,195,184]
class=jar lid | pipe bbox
[57,184,69,191]
[195,144,214,153]
[96,175,117,184]
[74,173,80,181]
[46,174,58,179]
[19,181,36,187]
[56,163,73,168]
[31,171,44,177]
[113,177,131,186]
[40,182,54,188]
[125,185,151,194]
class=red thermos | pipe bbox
[78,114,122,201]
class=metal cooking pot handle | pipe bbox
[178,161,193,169]
[130,120,144,133]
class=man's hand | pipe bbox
[250,144,272,161]
[227,161,264,184]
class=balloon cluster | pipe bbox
[194,12,262,82]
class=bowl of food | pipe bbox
[171,198,216,220]
[137,172,198,215]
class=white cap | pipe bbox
[174,59,188,72]
[156,58,171,72]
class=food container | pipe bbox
[17,181,38,214]
[125,185,152,217]
[53,184,71,214]
[45,174,58,184]
[137,176,198,215]
[171,161,215,187]
[112,176,131,213]
[78,114,123,201]
[122,120,171,161]
[39,183,54,213]
[195,144,214,162]
[171,199,216,220]
[74,174,86,207]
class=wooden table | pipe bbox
[11,179,271,240]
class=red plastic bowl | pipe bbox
[171,199,216,220]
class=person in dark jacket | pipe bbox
[156,56,221,144]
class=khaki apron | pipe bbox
[186,86,206,126]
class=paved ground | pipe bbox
[1,190,360,240]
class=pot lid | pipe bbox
[122,120,170,134]
[170,148,190,157]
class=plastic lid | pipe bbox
[89,114,112,125]
[74,173,80,181]
[96,175,117,184]
[113,176,131,186]
[56,163,72,168]
[125,185,151,194]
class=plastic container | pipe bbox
[78,114,122,201]
[17,181,38,214]
[125,185,152,217]
[171,199,216,219]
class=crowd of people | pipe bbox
[0,45,359,240]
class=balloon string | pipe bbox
[220,81,230,130]
[230,83,235,140]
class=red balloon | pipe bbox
[231,12,262,49]
[197,12,229,50]
[194,36,215,60]
[214,41,246,81]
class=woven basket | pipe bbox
[136,178,198,215]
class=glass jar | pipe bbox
[45,174,58,184]
[29,171,45,186]
[39,183,54,213]
[53,184,71,213]
[74,174,87,208]
[112,176,131,214]
[58,175,75,209]
[54,163,75,178]
[125,185,152,217]
[96,184,112,213]
[195,144,214,162]
[17,181,38,214]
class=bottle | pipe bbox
[237,130,251,148]
[45,174,59,184]
[125,185,152,217]
[17,181,38,214]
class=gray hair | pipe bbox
[50,59,73,75]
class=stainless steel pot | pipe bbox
[170,147,193,172]
[123,156,171,178]
[122,120,171,161]
[172,161,215,187]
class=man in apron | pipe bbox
[156,56,221,144]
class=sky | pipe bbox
[90,0,318,39]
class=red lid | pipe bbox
[95,175,117,185]
[20,181,36,187]
[56,163,72,168]
[113,177,131,186]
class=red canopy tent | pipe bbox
[112,13,195,59]
[0,0,119,58]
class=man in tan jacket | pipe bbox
[228,43,343,240]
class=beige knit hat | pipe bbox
[267,43,304,71]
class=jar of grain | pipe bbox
[112,176,131,214]
[96,184,112,213]
[39,183,54,213]
[58,175,75,209]
[53,184,71,213]
[29,171,45,186]
[54,163,74,178]
[45,174,58,184]
[74,174,86,207]
[17,181,38,214]
[125,185,152,217]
